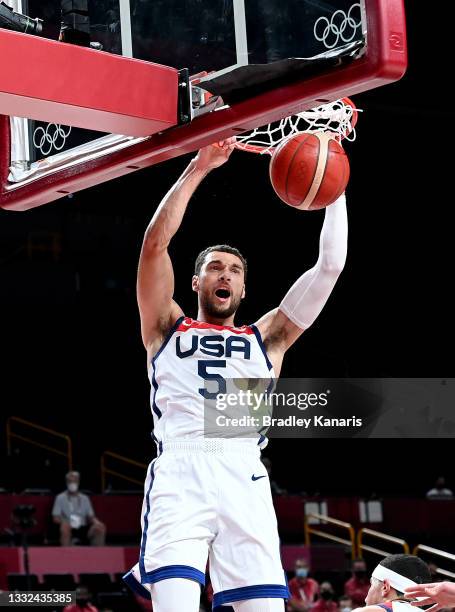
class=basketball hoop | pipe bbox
[234,97,360,155]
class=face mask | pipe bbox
[295,568,309,578]
[320,591,333,601]
[341,607,352,612]
[67,482,79,493]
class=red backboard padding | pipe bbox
[0,29,179,137]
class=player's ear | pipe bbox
[241,284,246,299]
[192,275,200,292]
[382,580,390,597]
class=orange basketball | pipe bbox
[269,132,350,210]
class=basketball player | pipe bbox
[353,554,432,612]
[123,139,348,611]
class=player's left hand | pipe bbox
[405,582,455,612]
[194,138,236,171]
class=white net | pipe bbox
[235,98,360,155]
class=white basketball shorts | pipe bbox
[124,439,289,607]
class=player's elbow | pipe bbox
[320,257,345,276]
[320,244,347,275]
[142,231,170,255]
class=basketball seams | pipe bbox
[313,137,340,208]
[284,134,321,206]
[297,132,330,210]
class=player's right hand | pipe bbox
[194,138,236,171]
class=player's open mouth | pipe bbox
[215,288,231,301]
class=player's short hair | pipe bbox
[379,554,431,596]
[194,245,247,279]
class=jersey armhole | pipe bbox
[151,315,185,366]
[250,323,273,371]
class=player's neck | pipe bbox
[196,308,236,327]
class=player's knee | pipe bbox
[233,598,285,612]
[150,578,201,612]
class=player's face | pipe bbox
[194,251,245,318]
[365,578,384,605]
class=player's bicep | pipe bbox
[137,245,183,347]
[275,264,342,348]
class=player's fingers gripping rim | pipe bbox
[215,137,237,150]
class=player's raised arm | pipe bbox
[256,193,348,354]
[137,139,236,349]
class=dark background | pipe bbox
[0,1,452,498]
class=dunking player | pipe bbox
[124,139,348,611]
[352,554,432,612]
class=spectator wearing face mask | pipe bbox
[63,586,98,612]
[312,582,339,612]
[344,559,370,608]
[52,471,106,546]
[338,595,353,612]
[287,559,320,611]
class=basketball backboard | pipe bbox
[0,0,407,210]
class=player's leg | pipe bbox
[233,599,285,611]
[124,450,215,605]
[124,568,202,612]
[210,446,289,608]
[149,578,202,612]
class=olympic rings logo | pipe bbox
[33,123,72,156]
[314,3,362,50]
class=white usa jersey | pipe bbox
[148,316,275,449]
